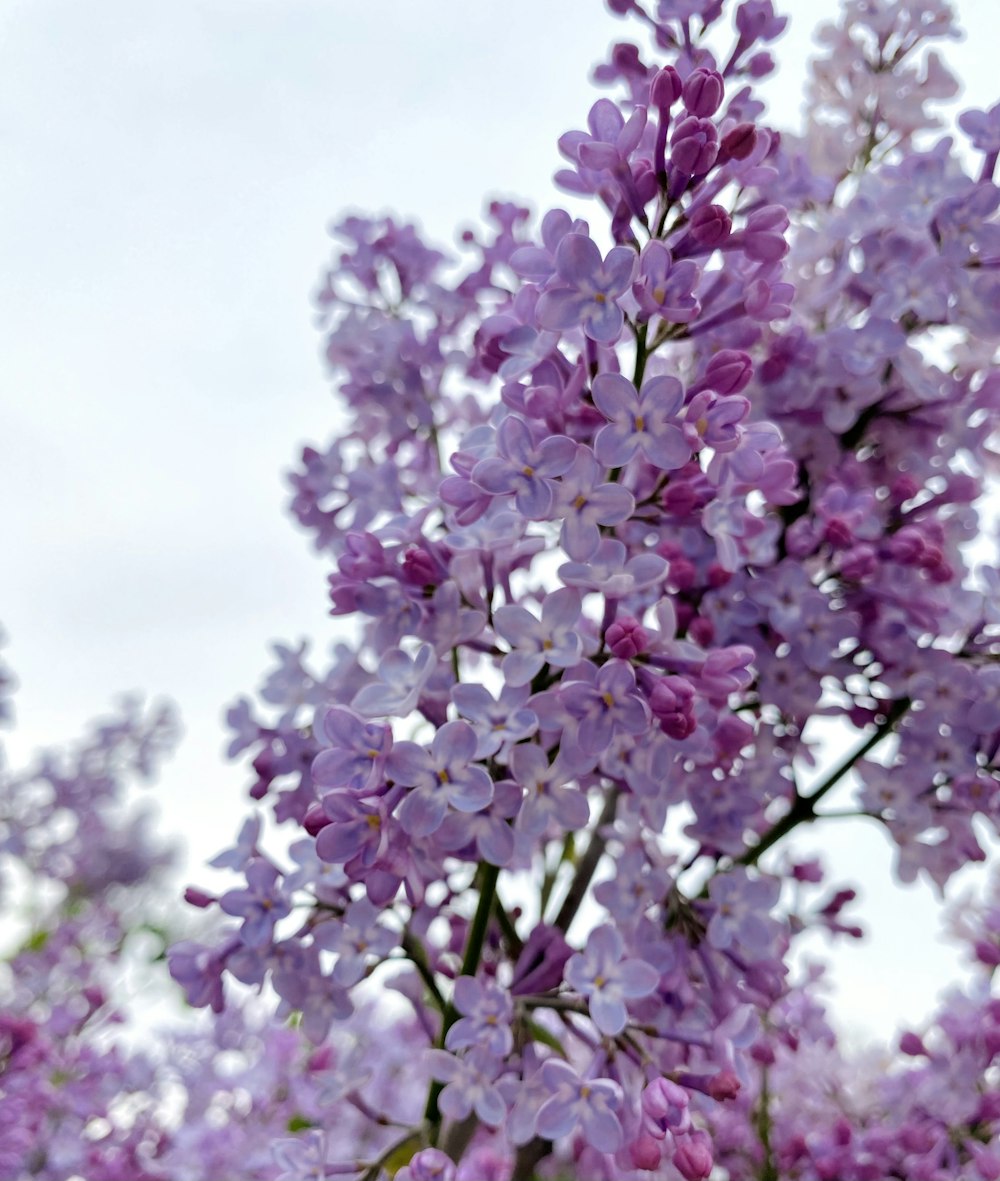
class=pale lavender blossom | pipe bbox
[706,868,782,959]
[387,720,493,836]
[554,445,636,560]
[534,1059,624,1152]
[450,682,537,761]
[312,895,399,986]
[493,586,583,687]
[351,642,437,718]
[312,707,392,794]
[592,372,690,470]
[471,415,576,519]
[559,538,667,597]
[218,858,291,949]
[445,976,514,1057]
[536,232,636,343]
[425,1047,507,1126]
[564,923,660,1034]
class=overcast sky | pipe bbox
[3,0,999,1041]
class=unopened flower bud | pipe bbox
[682,68,724,118]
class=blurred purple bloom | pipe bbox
[450,683,537,762]
[559,538,667,597]
[535,1059,624,1152]
[351,642,436,718]
[426,1047,507,1126]
[219,858,290,949]
[445,976,514,1057]
[312,895,399,986]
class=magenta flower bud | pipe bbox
[642,1077,691,1139]
[688,615,714,646]
[401,545,443,587]
[651,66,683,109]
[975,938,1000,967]
[791,859,823,883]
[688,203,732,247]
[670,117,719,176]
[682,69,724,118]
[719,122,758,162]
[606,615,648,659]
[629,1132,664,1171]
[899,1031,929,1056]
[673,1130,713,1181]
[184,886,217,909]
[708,1069,741,1101]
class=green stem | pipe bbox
[739,698,909,868]
[554,787,620,933]
[399,927,447,1016]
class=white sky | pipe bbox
[2,0,999,1043]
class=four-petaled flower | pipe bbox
[564,923,660,1035]
[592,372,691,471]
[387,720,494,836]
[536,232,636,343]
[535,1059,625,1152]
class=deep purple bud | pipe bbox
[688,203,732,247]
[606,615,648,659]
[651,66,683,109]
[682,69,724,118]
[899,1031,929,1057]
[184,886,216,908]
[670,117,719,175]
[510,923,573,995]
[719,122,758,162]
[673,1131,714,1181]
[302,802,331,837]
[701,349,752,394]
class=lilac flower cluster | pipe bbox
[155,0,1000,1176]
[4,0,1000,1175]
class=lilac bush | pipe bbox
[4,0,1000,1177]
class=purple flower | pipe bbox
[536,233,636,343]
[591,372,690,471]
[508,745,590,838]
[564,923,659,1035]
[435,779,521,866]
[445,976,514,1057]
[554,445,636,560]
[271,1130,330,1181]
[450,682,537,762]
[632,241,700,323]
[425,1047,507,1127]
[559,538,667,597]
[312,895,399,986]
[218,858,290,949]
[471,416,577,519]
[559,660,650,761]
[534,1059,624,1152]
[706,868,781,959]
[493,586,583,687]
[311,707,392,795]
[351,642,437,718]
[387,720,493,837]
